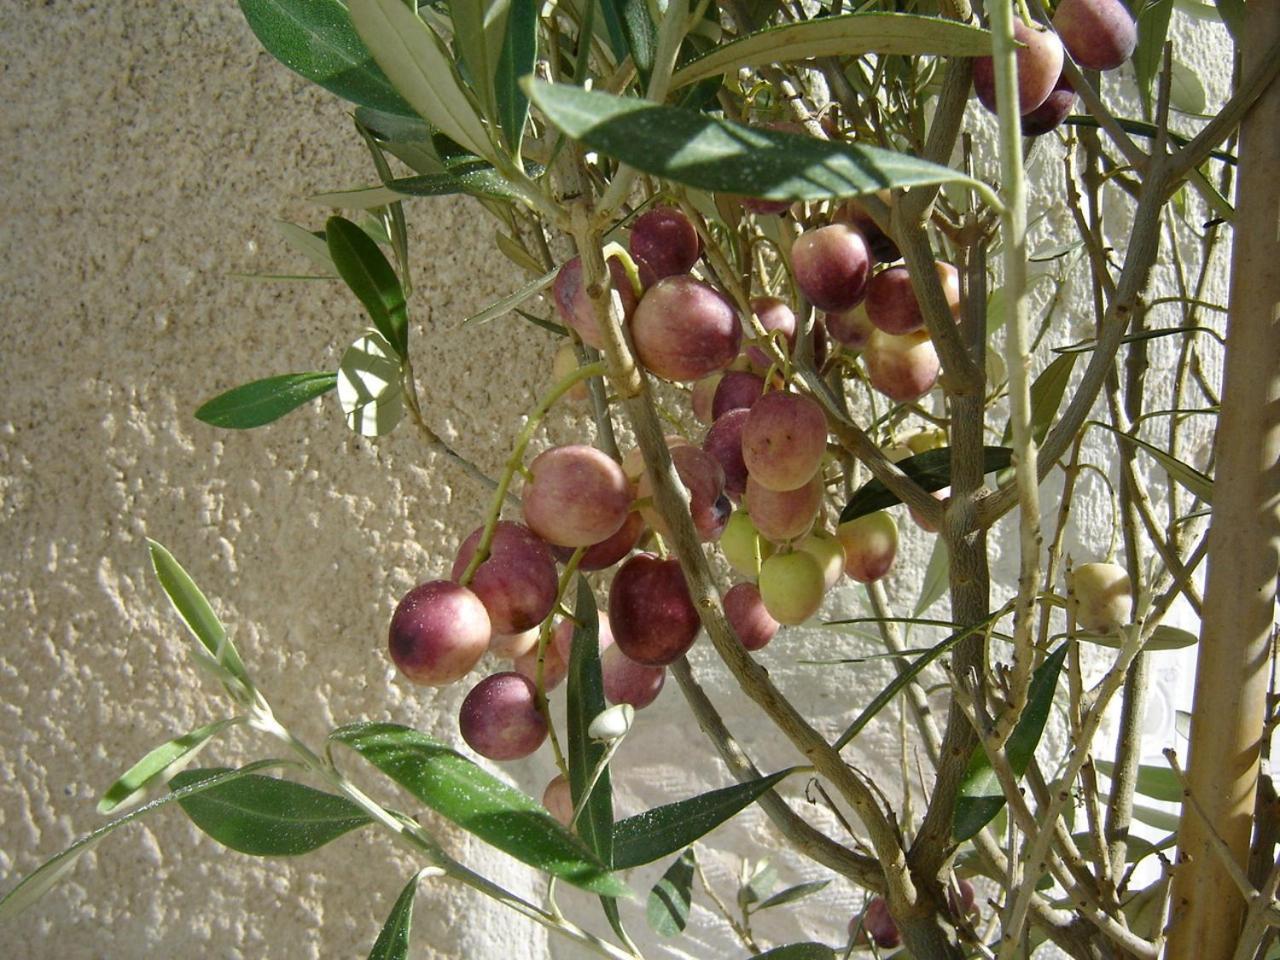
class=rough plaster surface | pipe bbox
[0,2,1235,958]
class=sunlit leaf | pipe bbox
[1095,758,1182,803]
[839,447,1013,523]
[0,761,286,922]
[647,849,696,936]
[526,80,978,202]
[330,722,627,895]
[238,0,415,115]
[337,331,405,437]
[169,768,372,856]
[367,872,423,960]
[147,540,250,686]
[672,13,991,89]
[611,769,795,869]
[952,644,1069,841]
[98,718,242,814]
[348,0,495,162]
[195,373,338,430]
[327,216,409,357]
[494,0,536,151]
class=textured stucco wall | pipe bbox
[0,2,1235,958]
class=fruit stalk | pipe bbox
[456,360,607,586]
[987,0,1042,746]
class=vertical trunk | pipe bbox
[1167,4,1280,956]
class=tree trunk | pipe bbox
[1167,4,1280,956]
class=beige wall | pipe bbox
[0,2,1234,958]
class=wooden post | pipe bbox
[1167,3,1280,956]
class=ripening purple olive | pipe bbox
[637,444,730,542]
[629,205,701,280]
[609,553,701,666]
[551,343,591,402]
[791,223,871,312]
[1021,72,1077,136]
[862,329,941,403]
[553,255,639,350]
[825,305,876,350]
[744,296,799,372]
[459,672,548,761]
[712,370,766,419]
[857,897,902,949]
[691,374,723,424]
[490,628,539,659]
[551,509,645,571]
[514,636,568,691]
[522,445,632,548]
[630,275,743,381]
[865,262,961,336]
[723,581,780,651]
[838,196,902,264]
[746,472,823,544]
[601,643,667,709]
[837,511,899,583]
[973,20,1065,116]
[388,580,491,686]
[1053,0,1137,71]
[542,773,575,826]
[451,521,558,635]
[703,408,750,503]
[741,390,829,492]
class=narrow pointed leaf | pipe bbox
[839,447,1013,523]
[326,216,409,357]
[98,717,242,814]
[566,580,613,864]
[672,13,991,89]
[330,722,627,896]
[1003,353,1077,447]
[1094,422,1214,504]
[338,330,405,437]
[754,879,831,911]
[611,768,795,869]
[953,644,1069,841]
[494,0,536,151]
[195,372,338,430]
[1134,0,1173,119]
[607,0,657,85]
[168,768,372,856]
[752,944,836,960]
[348,0,495,162]
[275,220,338,273]
[914,537,951,616]
[1213,0,1244,41]
[1075,623,1198,651]
[449,0,512,120]
[0,760,286,922]
[387,164,538,202]
[238,0,415,115]
[1094,759,1182,803]
[647,849,696,936]
[147,540,250,685]
[526,80,978,202]
[368,872,423,960]
[833,610,1006,750]
[463,266,558,326]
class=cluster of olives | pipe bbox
[973,0,1138,136]
[386,197,939,785]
